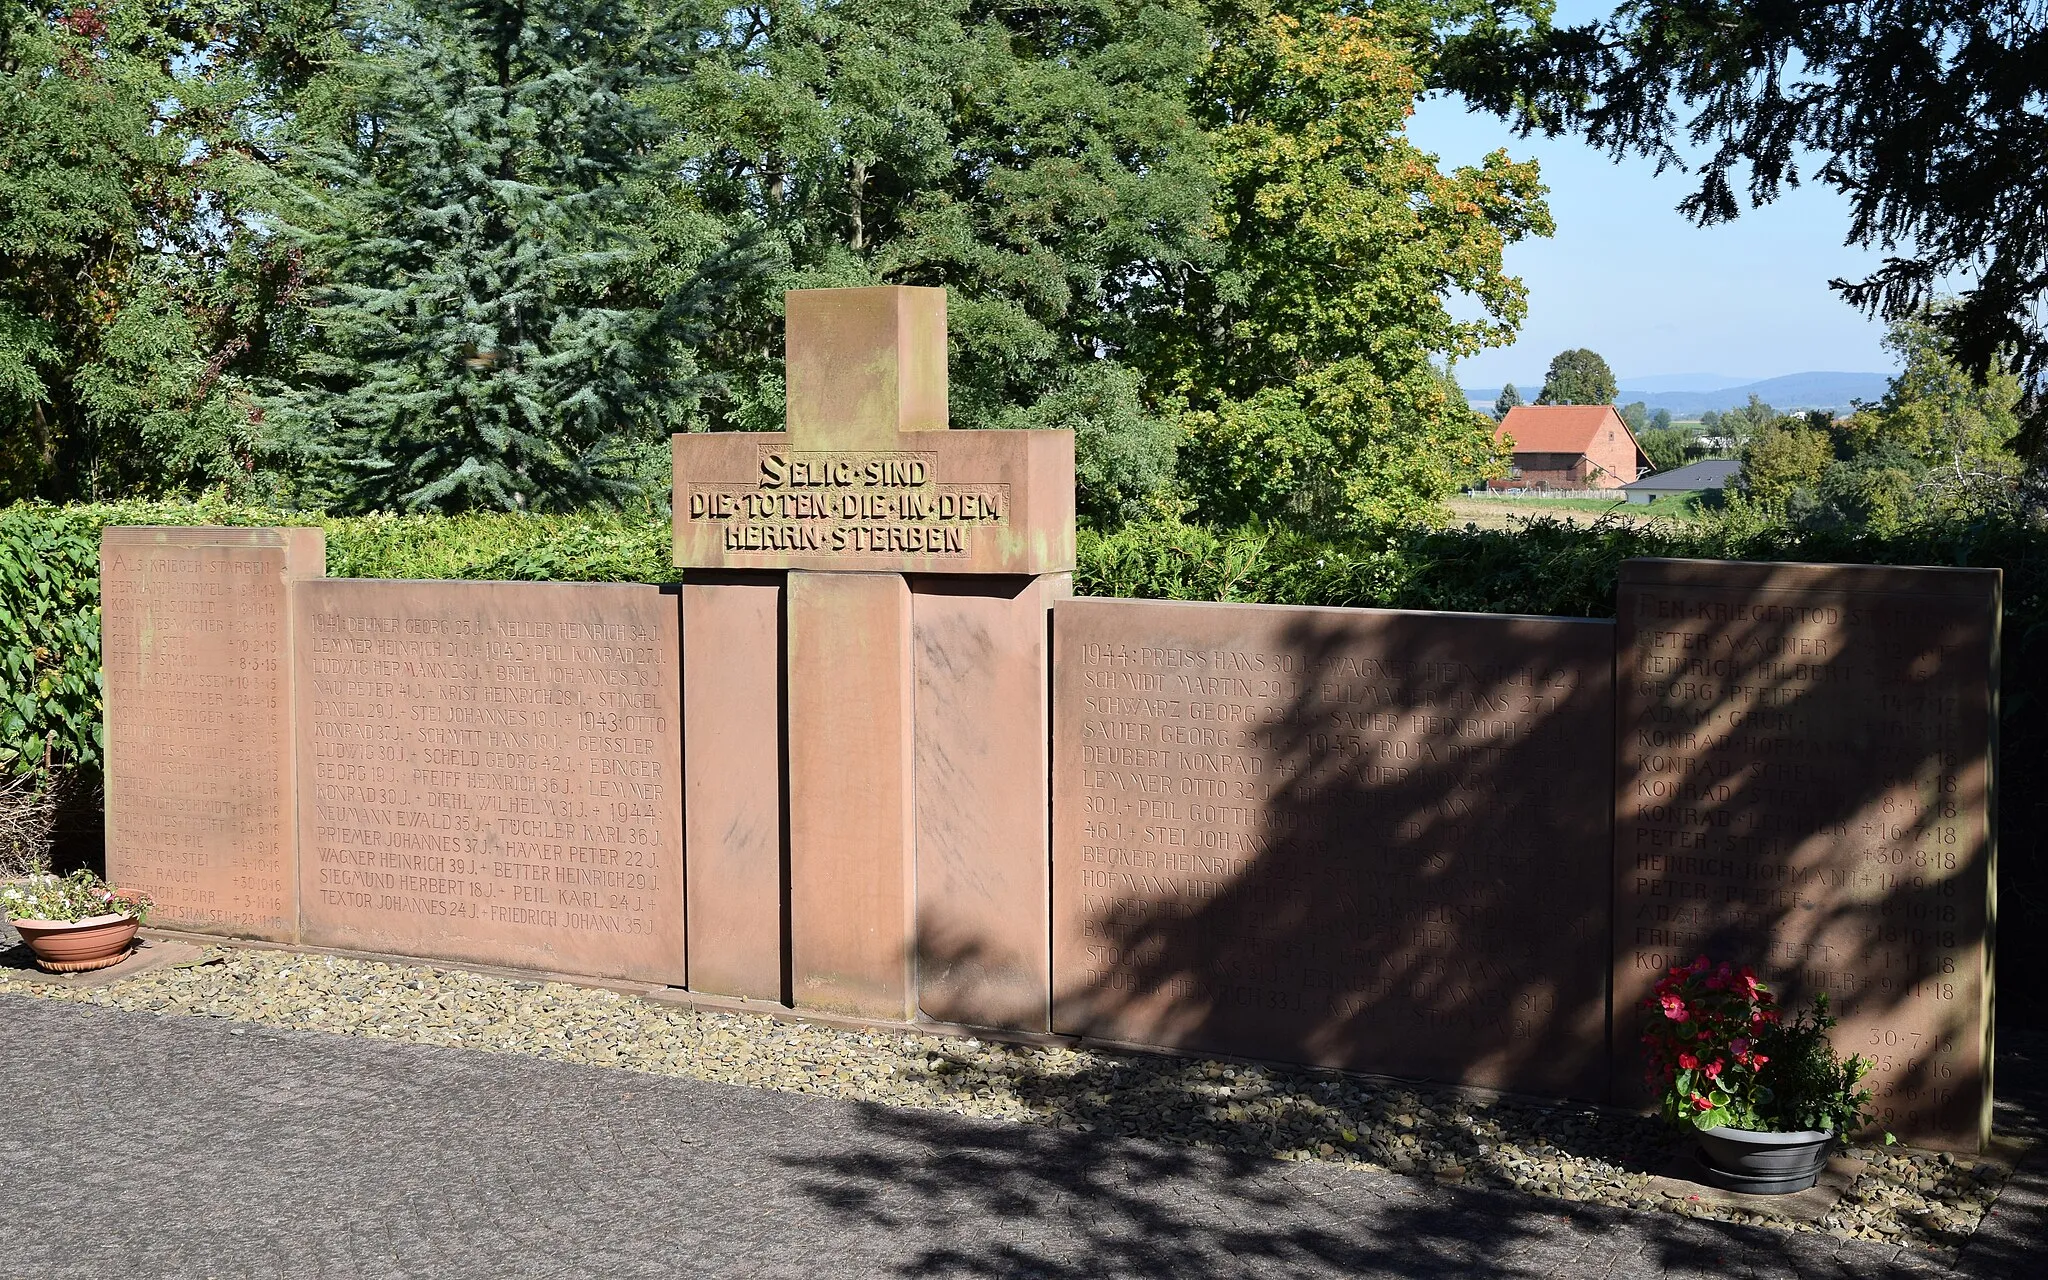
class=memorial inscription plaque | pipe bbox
[102,526,324,940]
[671,430,1073,575]
[1051,597,1615,1095]
[1615,559,1998,1150]
[294,580,683,984]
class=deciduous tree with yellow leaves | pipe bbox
[1150,1,1553,531]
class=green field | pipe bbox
[1446,492,1710,528]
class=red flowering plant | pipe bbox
[1643,956,1882,1136]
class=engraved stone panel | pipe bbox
[671,431,1074,576]
[1051,597,1614,1096]
[103,526,324,940]
[294,580,683,984]
[1615,559,1998,1151]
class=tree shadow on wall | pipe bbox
[1054,574,1996,1144]
[788,573,2013,1278]
[1604,565,1997,1134]
[1059,603,1618,1101]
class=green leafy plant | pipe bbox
[1,869,150,924]
[1642,956,1882,1137]
[0,505,105,782]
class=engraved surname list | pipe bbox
[102,527,320,941]
[295,581,683,983]
[1051,597,1615,1096]
[1614,559,1997,1150]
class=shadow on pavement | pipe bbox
[775,1026,2048,1279]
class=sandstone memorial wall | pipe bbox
[1614,559,1998,1149]
[293,579,685,985]
[102,526,325,942]
[94,286,1999,1151]
[1049,597,1613,1097]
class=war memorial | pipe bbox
[100,287,1998,1151]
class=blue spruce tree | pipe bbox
[271,0,734,511]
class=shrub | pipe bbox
[0,506,113,782]
[0,771,58,877]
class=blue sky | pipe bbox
[1406,4,1895,390]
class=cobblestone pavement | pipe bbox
[0,996,2042,1279]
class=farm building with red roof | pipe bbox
[1489,404,1651,491]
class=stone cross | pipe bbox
[674,287,1075,1022]
[672,287,1073,573]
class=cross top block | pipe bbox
[672,286,1076,574]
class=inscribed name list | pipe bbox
[672,430,1075,574]
[1615,559,1997,1150]
[294,580,683,984]
[1051,597,1614,1096]
[102,527,321,941]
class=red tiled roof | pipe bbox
[1494,404,1626,454]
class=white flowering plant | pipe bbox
[2,870,151,924]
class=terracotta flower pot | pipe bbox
[8,912,140,973]
[1694,1125,1836,1194]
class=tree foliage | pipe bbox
[1638,422,1701,473]
[1158,1,1550,531]
[1493,381,1521,419]
[1536,347,1615,405]
[1741,419,1830,510]
[1,0,1555,527]
[1738,313,2024,532]
[0,0,286,502]
[1441,0,2048,458]
[264,0,746,512]
[661,0,1217,513]
[1176,356,1500,529]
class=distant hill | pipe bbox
[1462,371,1889,418]
[1617,373,1754,395]
[1635,372,1890,416]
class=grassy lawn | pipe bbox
[1473,496,1634,514]
[1445,492,1711,529]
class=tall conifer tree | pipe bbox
[272,0,730,511]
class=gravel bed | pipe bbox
[0,944,2013,1257]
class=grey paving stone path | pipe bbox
[1,994,2042,1279]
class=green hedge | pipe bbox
[8,499,2045,782]
[1078,514,2048,624]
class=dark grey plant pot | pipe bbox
[1694,1126,1836,1194]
